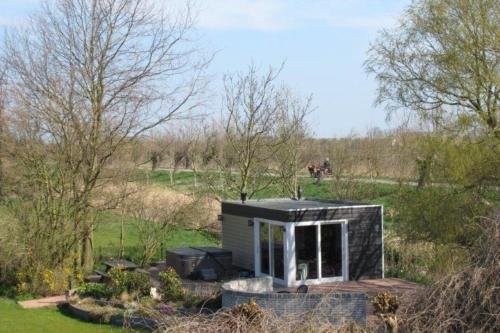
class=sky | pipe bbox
[0,0,411,138]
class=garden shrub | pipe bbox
[395,186,487,247]
[108,267,151,297]
[372,292,399,315]
[0,284,16,298]
[158,267,185,301]
[157,303,175,315]
[197,293,222,311]
[399,217,500,333]
[230,299,264,325]
[15,266,71,296]
[76,282,113,299]
[127,271,151,297]
[108,268,128,295]
[372,292,400,333]
[384,234,468,284]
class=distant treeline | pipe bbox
[130,126,423,181]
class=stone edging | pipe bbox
[61,302,157,330]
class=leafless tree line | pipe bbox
[135,125,423,184]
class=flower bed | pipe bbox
[62,301,158,330]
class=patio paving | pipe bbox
[18,295,66,309]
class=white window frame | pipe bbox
[253,218,287,285]
[254,218,349,287]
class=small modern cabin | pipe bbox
[221,199,383,287]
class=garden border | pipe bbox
[60,302,158,330]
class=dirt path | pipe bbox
[18,295,66,309]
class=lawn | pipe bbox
[135,170,399,202]
[93,211,220,264]
[0,298,126,333]
[135,169,197,187]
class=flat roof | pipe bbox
[222,198,377,212]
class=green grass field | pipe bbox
[0,298,126,333]
[135,169,197,187]
[93,211,219,263]
[136,169,403,227]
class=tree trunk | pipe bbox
[81,229,94,273]
[193,166,197,187]
[119,213,125,258]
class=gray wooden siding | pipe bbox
[222,214,255,271]
[344,207,383,280]
[297,207,383,280]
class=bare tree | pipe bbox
[218,64,289,200]
[0,68,5,198]
[327,133,369,200]
[161,126,197,185]
[275,89,312,198]
[363,126,385,180]
[124,185,214,267]
[2,0,208,273]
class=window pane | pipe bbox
[271,225,284,279]
[295,226,318,280]
[260,222,269,274]
[321,224,343,277]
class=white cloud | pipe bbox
[325,15,397,29]
[0,0,403,31]
[189,0,403,31]
[196,0,291,31]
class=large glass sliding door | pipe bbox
[260,223,270,275]
[295,226,318,280]
[259,222,284,281]
[258,220,347,285]
[271,225,284,279]
[294,222,346,282]
[321,224,343,278]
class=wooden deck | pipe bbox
[281,278,422,296]
[277,278,423,328]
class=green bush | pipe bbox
[108,268,151,297]
[76,283,113,299]
[158,267,185,301]
[108,268,127,295]
[0,284,17,298]
[395,186,487,246]
[127,272,151,297]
